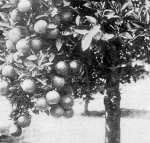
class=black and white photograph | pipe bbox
[0,0,150,143]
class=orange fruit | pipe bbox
[8,27,24,43]
[52,75,66,89]
[53,14,61,26]
[16,115,31,128]
[0,0,5,7]
[53,0,63,7]
[5,40,16,52]
[35,97,47,110]
[60,85,73,96]
[10,9,22,22]
[16,38,30,55]
[34,20,48,34]
[9,124,22,137]
[2,65,16,79]
[10,0,19,4]
[5,53,15,64]
[20,79,35,94]
[61,7,74,23]
[64,109,74,118]
[55,61,68,76]
[0,80,9,95]
[17,0,32,13]
[47,28,60,39]
[46,90,60,105]
[60,95,74,110]
[69,60,82,75]
[31,37,42,51]
[50,105,64,118]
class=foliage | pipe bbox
[0,0,150,132]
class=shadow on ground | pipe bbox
[82,108,150,119]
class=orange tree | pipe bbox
[0,0,150,143]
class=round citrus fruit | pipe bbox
[53,0,63,7]
[0,80,9,95]
[20,79,35,94]
[60,95,74,110]
[5,40,16,52]
[16,115,31,128]
[8,27,24,43]
[55,61,68,76]
[16,38,30,55]
[60,85,73,96]
[34,20,48,34]
[9,124,22,137]
[31,37,42,51]
[47,28,60,39]
[2,65,16,79]
[35,97,47,110]
[50,105,64,118]
[0,0,4,7]
[69,60,82,75]
[46,90,60,105]
[5,54,15,64]
[61,7,74,23]
[10,9,22,22]
[53,14,61,26]
[10,0,19,4]
[64,109,74,118]
[17,0,32,13]
[52,75,66,89]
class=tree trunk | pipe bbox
[104,69,121,143]
[84,98,89,114]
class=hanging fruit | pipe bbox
[46,90,61,105]
[16,114,31,128]
[20,79,36,94]
[55,61,69,76]
[2,65,16,79]
[50,105,64,118]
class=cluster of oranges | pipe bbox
[0,0,83,137]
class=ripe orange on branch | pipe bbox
[16,114,31,128]
[34,20,48,34]
[52,75,66,89]
[47,28,60,39]
[20,79,36,94]
[60,95,74,110]
[10,9,22,22]
[35,97,47,110]
[17,0,32,13]
[16,38,30,55]
[31,37,42,51]
[69,60,82,75]
[64,108,74,118]
[9,124,22,137]
[50,105,64,118]
[2,65,16,79]
[5,40,16,52]
[46,90,61,105]
[8,27,25,43]
[60,7,74,23]
[0,79,9,96]
[55,61,69,76]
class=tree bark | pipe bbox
[104,69,121,143]
[84,98,89,114]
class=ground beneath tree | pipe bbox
[1,77,150,143]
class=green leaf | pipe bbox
[101,33,115,41]
[120,32,133,39]
[85,16,97,24]
[81,25,100,51]
[26,55,38,61]
[56,38,64,51]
